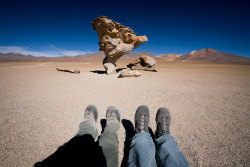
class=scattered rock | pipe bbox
[140,56,156,67]
[56,67,80,74]
[127,56,157,72]
[92,16,148,75]
[118,70,142,78]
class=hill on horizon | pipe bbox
[175,48,250,64]
[0,53,37,61]
[157,53,183,61]
[0,51,155,62]
[0,48,249,64]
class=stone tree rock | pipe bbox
[127,56,157,72]
[91,16,148,75]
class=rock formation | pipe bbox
[56,67,80,74]
[127,56,157,72]
[118,70,142,78]
[91,16,148,75]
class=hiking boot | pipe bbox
[84,105,98,131]
[106,106,120,125]
[155,108,171,138]
[134,105,149,133]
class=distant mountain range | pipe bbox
[0,48,249,64]
[175,48,250,64]
[0,53,37,61]
[157,53,182,61]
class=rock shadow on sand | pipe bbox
[90,70,107,74]
[90,68,126,75]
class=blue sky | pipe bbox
[0,0,250,57]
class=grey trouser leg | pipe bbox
[156,134,190,167]
[76,121,98,139]
[98,124,119,167]
[127,132,157,167]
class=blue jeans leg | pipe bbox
[156,134,190,167]
[127,132,157,167]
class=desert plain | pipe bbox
[0,60,249,167]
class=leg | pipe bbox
[155,108,190,167]
[156,134,190,167]
[127,105,157,167]
[98,106,120,167]
[128,132,157,167]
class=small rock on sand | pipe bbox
[118,70,142,78]
[56,67,80,74]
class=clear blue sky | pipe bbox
[0,0,250,57]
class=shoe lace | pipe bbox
[161,117,168,134]
[139,115,145,132]
[107,112,117,125]
[85,111,94,125]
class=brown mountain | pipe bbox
[1,49,249,64]
[39,51,105,62]
[157,53,182,61]
[0,51,155,62]
[175,48,250,64]
[0,53,37,61]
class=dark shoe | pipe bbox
[155,108,171,138]
[106,106,120,125]
[134,105,149,133]
[84,105,98,131]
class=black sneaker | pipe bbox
[134,105,149,133]
[84,105,98,131]
[106,106,120,125]
[155,108,171,138]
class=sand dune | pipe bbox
[0,61,249,166]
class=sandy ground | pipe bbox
[0,61,249,167]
